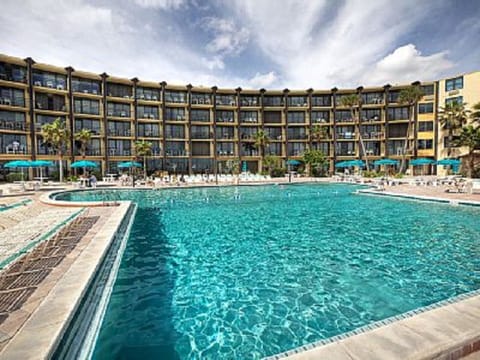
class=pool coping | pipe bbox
[0,201,133,359]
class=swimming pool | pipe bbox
[55,184,480,359]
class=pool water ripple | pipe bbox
[55,184,480,359]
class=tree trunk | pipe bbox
[469,149,475,178]
[353,108,369,171]
[144,155,147,180]
[59,152,64,183]
[447,130,453,157]
[400,109,414,174]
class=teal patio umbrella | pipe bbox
[286,159,301,166]
[70,160,99,168]
[3,160,32,181]
[335,161,348,168]
[410,158,435,176]
[242,161,248,173]
[437,158,461,174]
[118,161,142,169]
[374,159,399,166]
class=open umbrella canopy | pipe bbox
[335,161,348,168]
[118,161,142,168]
[3,160,32,168]
[410,158,435,166]
[71,160,99,168]
[344,160,365,168]
[286,159,301,166]
[374,158,399,166]
[30,160,54,167]
[436,158,461,166]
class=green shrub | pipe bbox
[270,167,286,177]
[66,175,78,182]
[393,173,404,179]
[6,172,24,182]
[362,171,378,178]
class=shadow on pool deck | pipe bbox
[91,207,181,360]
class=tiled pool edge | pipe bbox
[0,201,132,360]
[267,289,480,359]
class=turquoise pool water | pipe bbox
[56,184,480,359]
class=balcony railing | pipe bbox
[336,132,356,139]
[191,132,211,139]
[108,129,131,137]
[0,96,25,107]
[2,144,28,154]
[108,148,131,156]
[0,121,26,131]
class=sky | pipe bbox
[0,0,479,90]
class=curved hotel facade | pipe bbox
[0,53,479,175]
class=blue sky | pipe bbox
[0,0,479,89]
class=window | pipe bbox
[165,107,185,121]
[263,96,284,107]
[75,138,101,156]
[136,87,160,101]
[107,83,132,98]
[312,142,329,154]
[240,127,258,139]
[336,125,355,139]
[107,102,130,117]
[311,111,329,123]
[387,140,405,155]
[108,139,131,156]
[387,123,408,138]
[361,141,381,156]
[360,124,382,139]
[137,123,160,137]
[1,134,28,154]
[216,110,234,123]
[387,107,409,120]
[335,110,353,122]
[361,109,381,122]
[240,111,258,123]
[107,121,131,137]
[445,76,463,91]
[388,91,400,103]
[0,111,26,130]
[287,142,306,156]
[75,119,101,134]
[264,111,282,123]
[36,114,65,127]
[421,85,434,96]
[35,92,66,111]
[191,142,210,156]
[74,98,100,115]
[445,96,463,106]
[265,143,282,156]
[288,96,307,106]
[0,62,27,83]
[216,94,236,106]
[137,105,158,119]
[418,103,433,114]
[444,136,460,148]
[0,87,25,107]
[191,125,211,139]
[417,139,433,150]
[165,91,187,103]
[191,109,210,122]
[418,121,434,132]
[165,124,185,139]
[32,70,66,90]
[216,142,235,156]
[72,78,101,95]
[311,95,331,106]
[287,112,305,124]
[240,95,258,106]
[287,127,307,140]
[191,92,211,104]
[335,142,355,156]
[166,141,186,156]
[265,127,282,140]
[361,92,384,105]
[215,126,235,139]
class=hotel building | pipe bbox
[0,53,479,177]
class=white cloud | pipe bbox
[202,17,249,56]
[132,0,186,10]
[247,71,278,88]
[365,44,454,85]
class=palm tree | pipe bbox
[253,130,270,172]
[439,101,469,156]
[41,117,70,183]
[398,85,424,173]
[471,102,480,125]
[454,125,480,177]
[74,129,92,159]
[134,140,153,180]
[339,94,369,170]
[302,149,327,176]
[310,125,328,143]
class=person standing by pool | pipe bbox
[90,174,97,188]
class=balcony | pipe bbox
[108,129,131,137]
[108,148,131,156]
[361,132,384,140]
[0,121,26,131]
[0,96,25,107]
[2,143,28,154]
[191,132,211,140]
[336,132,356,139]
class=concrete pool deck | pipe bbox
[1,180,480,359]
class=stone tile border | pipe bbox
[0,202,132,359]
[0,198,31,212]
[357,188,480,207]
